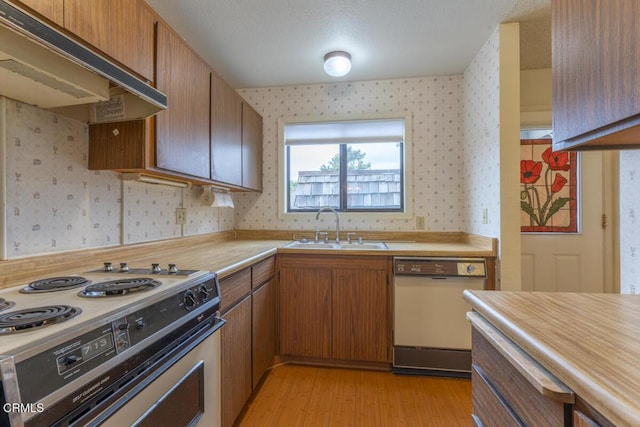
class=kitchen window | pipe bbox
[280,116,410,214]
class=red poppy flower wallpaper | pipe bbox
[520,139,578,233]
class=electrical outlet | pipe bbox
[176,208,187,225]
[482,208,488,224]
[416,216,425,230]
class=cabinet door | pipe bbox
[18,0,63,26]
[211,73,242,186]
[221,296,252,427]
[278,259,332,358]
[252,280,275,387]
[241,102,263,191]
[64,0,154,81]
[156,22,211,179]
[552,0,640,149]
[331,259,389,362]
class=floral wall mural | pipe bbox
[520,139,578,233]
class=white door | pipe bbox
[521,151,615,293]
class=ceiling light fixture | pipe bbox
[323,51,352,77]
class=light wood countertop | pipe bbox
[463,290,640,427]
[0,231,496,288]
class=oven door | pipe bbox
[95,328,221,427]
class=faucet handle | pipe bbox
[317,231,329,243]
[346,232,356,244]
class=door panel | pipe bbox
[521,151,611,293]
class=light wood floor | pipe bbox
[237,364,472,427]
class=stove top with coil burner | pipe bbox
[0,305,82,334]
[0,262,220,427]
[20,276,92,294]
[78,277,162,298]
[0,298,15,312]
[0,263,212,349]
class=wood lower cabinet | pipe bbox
[332,265,389,362]
[219,256,275,427]
[471,327,570,426]
[277,255,391,363]
[278,264,332,358]
[220,296,252,427]
[252,279,275,386]
[469,313,615,427]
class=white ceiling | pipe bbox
[146,0,550,89]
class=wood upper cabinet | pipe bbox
[155,21,211,179]
[277,255,391,363]
[211,73,243,186]
[552,0,640,150]
[64,0,154,81]
[211,72,263,190]
[241,102,263,192]
[17,0,63,26]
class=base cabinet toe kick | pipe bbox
[467,313,614,427]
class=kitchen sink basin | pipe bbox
[284,241,388,250]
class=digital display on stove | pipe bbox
[56,333,114,375]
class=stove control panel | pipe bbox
[13,274,220,406]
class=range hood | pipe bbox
[0,1,166,123]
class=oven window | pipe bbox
[132,361,205,427]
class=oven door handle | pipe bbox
[55,315,226,427]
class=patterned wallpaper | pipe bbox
[1,98,235,259]
[620,151,640,294]
[3,98,120,256]
[236,77,467,232]
[462,27,501,240]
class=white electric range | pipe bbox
[0,262,224,427]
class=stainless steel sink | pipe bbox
[284,241,388,250]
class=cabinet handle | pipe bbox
[468,312,575,404]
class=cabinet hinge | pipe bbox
[602,214,607,230]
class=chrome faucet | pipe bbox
[315,207,340,243]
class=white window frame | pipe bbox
[278,113,413,220]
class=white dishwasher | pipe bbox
[393,257,486,377]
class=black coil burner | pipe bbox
[20,276,91,293]
[0,305,82,335]
[0,298,15,312]
[78,278,162,298]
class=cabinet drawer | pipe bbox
[472,328,569,426]
[219,269,251,313]
[252,257,274,289]
[472,365,522,427]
